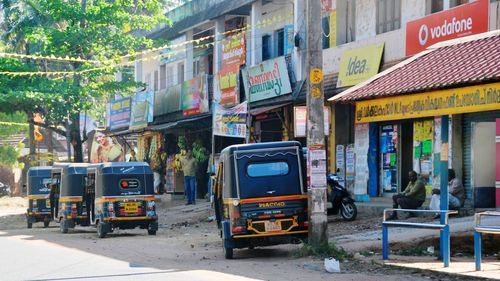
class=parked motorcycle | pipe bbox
[0,182,11,197]
[326,174,357,221]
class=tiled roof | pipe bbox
[330,31,500,102]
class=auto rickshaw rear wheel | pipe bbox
[60,219,68,233]
[148,229,156,235]
[97,222,107,238]
[223,243,233,259]
[27,221,32,229]
[43,219,50,228]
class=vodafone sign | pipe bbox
[406,0,489,56]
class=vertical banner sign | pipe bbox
[182,75,209,116]
[242,56,292,103]
[405,0,489,56]
[217,33,246,106]
[130,90,154,129]
[284,24,295,55]
[329,10,337,47]
[496,119,500,207]
[336,145,345,188]
[213,101,248,138]
[109,97,131,131]
[345,144,355,181]
[354,124,370,197]
[293,106,330,137]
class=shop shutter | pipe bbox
[463,111,500,208]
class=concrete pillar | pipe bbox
[293,0,306,81]
[251,0,262,65]
[186,29,194,80]
[214,18,225,74]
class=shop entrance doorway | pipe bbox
[379,122,413,197]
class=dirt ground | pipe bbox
[0,196,489,281]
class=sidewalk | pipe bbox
[335,215,500,280]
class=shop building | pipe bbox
[330,31,500,209]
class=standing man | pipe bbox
[182,150,197,205]
[389,170,426,220]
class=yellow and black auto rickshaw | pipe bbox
[26,166,53,228]
[51,163,90,233]
[87,162,158,238]
[213,141,308,259]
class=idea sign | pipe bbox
[405,0,488,56]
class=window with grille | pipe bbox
[376,0,401,34]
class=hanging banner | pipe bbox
[293,106,330,137]
[154,84,181,116]
[242,56,292,103]
[217,64,240,106]
[222,33,246,67]
[217,33,246,106]
[109,97,131,131]
[213,101,248,138]
[405,0,489,56]
[337,43,384,88]
[130,90,154,129]
[355,82,500,123]
[181,75,209,116]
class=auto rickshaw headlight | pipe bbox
[32,200,37,208]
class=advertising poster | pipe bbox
[109,97,131,131]
[308,148,327,189]
[242,56,292,103]
[329,10,337,47]
[345,144,355,193]
[154,84,181,117]
[405,0,488,56]
[213,101,248,138]
[130,90,154,129]
[336,43,384,88]
[89,131,124,163]
[293,106,330,137]
[354,123,369,196]
[181,75,209,116]
[218,64,240,106]
[284,24,294,55]
[217,33,246,106]
[336,145,345,188]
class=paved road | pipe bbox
[0,231,260,281]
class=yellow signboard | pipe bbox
[337,43,384,88]
[355,82,500,123]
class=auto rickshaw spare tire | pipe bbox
[60,219,68,233]
[27,221,32,229]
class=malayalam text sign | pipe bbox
[336,43,384,88]
[242,56,292,103]
[355,83,500,123]
[405,0,489,56]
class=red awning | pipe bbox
[329,30,500,103]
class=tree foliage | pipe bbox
[0,0,170,162]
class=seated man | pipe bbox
[388,170,426,220]
[430,169,465,211]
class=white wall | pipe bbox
[355,0,376,41]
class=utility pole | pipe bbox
[306,0,328,246]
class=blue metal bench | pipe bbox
[382,208,457,267]
[474,211,500,271]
